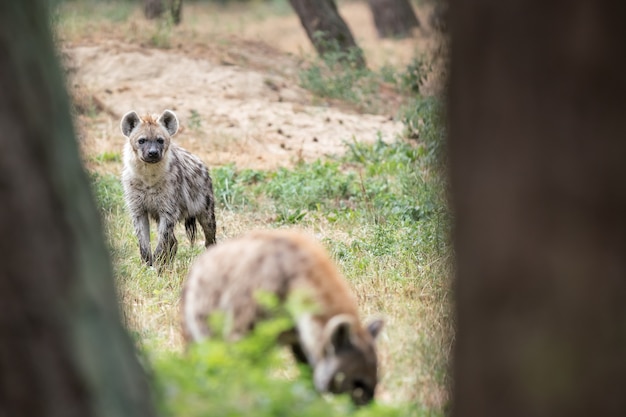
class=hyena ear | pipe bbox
[366,318,384,340]
[323,314,357,354]
[121,111,141,137]
[157,109,179,136]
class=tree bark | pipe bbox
[428,1,448,34]
[170,0,183,25]
[289,0,365,67]
[449,1,626,417]
[367,0,420,38]
[143,0,183,24]
[0,2,155,416]
[143,0,164,20]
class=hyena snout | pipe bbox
[314,349,378,405]
[313,315,383,405]
[139,141,165,163]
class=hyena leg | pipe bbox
[197,204,216,247]
[154,218,178,264]
[133,212,152,265]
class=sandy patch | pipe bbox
[67,41,403,170]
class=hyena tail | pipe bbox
[185,217,197,245]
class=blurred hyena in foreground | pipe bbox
[121,109,216,266]
[182,229,384,405]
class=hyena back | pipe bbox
[182,230,383,405]
[121,109,216,265]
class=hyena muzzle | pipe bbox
[121,109,216,266]
[181,229,384,405]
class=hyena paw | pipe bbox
[154,243,177,264]
[140,249,153,266]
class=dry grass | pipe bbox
[97,175,452,409]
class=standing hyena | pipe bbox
[121,109,216,266]
[182,229,384,405]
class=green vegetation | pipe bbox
[151,301,433,417]
[92,151,121,164]
[52,0,135,27]
[188,109,203,130]
[298,36,436,116]
[299,46,375,105]
[91,171,125,214]
[298,38,380,112]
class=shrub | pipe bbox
[151,312,413,417]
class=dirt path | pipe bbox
[67,39,403,171]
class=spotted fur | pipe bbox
[181,229,383,405]
[121,110,216,266]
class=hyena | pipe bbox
[182,230,383,405]
[121,109,216,266]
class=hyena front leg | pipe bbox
[133,212,152,265]
[154,217,178,264]
[197,199,216,247]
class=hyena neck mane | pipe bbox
[124,142,174,185]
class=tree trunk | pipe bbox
[170,0,183,25]
[0,2,155,416]
[449,1,626,416]
[289,0,365,67]
[428,1,448,34]
[143,0,183,24]
[367,0,420,38]
[143,0,163,20]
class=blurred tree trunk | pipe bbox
[0,2,156,416]
[289,0,365,67]
[143,0,183,24]
[367,0,420,38]
[170,0,183,25]
[428,1,448,33]
[449,0,626,416]
[143,0,163,19]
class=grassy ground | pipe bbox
[58,0,452,415]
[92,133,452,413]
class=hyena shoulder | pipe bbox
[182,230,359,332]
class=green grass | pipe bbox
[298,46,381,112]
[297,40,438,115]
[92,151,121,164]
[52,0,135,28]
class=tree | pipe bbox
[143,0,163,20]
[449,1,626,416]
[170,0,183,24]
[0,2,155,416]
[428,0,448,34]
[143,0,183,25]
[289,0,365,67]
[367,0,420,38]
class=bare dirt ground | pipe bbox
[60,1,441,172]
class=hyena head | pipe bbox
[313,314,384,405]
[120,109,178,164]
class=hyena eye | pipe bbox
[156,137,165,145]
[138,138,146,145]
